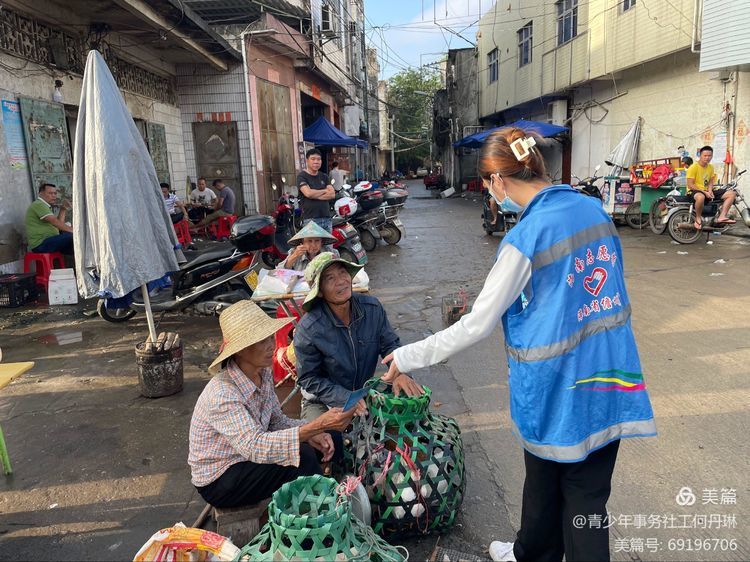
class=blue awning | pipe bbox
[303,116,368,148]
[453,119,568,148]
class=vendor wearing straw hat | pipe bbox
[277,220,339,272]
[293,252,424,422]
[188,300,354,508]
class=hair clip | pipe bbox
[510,136,537,161]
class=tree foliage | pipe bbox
[387,68,442,171]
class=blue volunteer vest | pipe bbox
[500,184,656,462]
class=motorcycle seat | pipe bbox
[671,195,693,203]
[181,242,235,270]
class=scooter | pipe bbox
[261,193,296,268]
[664,169,750,244]
[97,215,275,322]
[573,164,604,200]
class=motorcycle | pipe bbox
[663,169,750,244]
[97,215,274,322]
[572,164,604,200]
[481,188,517,236]
[261,193,296,268]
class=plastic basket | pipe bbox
[0,273,38,308]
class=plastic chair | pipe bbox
[209,215,238,240]
[173,219,192,247]
[23,252,65,290]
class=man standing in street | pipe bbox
[190,179,236,232]
[686,145,736,229]
[297,148,335,232]
[329,160,346,191]
[25,183,74,254]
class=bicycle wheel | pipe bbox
[648,199,667,234]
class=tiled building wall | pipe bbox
[175,63,257,214]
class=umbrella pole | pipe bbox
[140,284,158,343]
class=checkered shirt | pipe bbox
[188,360,304,487]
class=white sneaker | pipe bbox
[489,540,516,562]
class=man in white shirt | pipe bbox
[189,177,217,222]
[161,183,188,224]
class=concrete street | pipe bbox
[1,179,749,561]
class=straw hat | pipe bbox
[208,300,293,374]
[287,221,337,246]
[302,251,363,312]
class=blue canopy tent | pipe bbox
[453,119,568,148]
[303,116,367,148]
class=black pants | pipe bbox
[188,207,209,222]
[196,443,321,508]
[514,440,620,562]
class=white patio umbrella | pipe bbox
[605,117,641,176]
[72,50,181,343]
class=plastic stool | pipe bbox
[173,219,192,247]
[209,215,237,240]
[23,252,65,290]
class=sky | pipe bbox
[363,0,493,79]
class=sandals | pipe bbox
[694,219,702,230]
[716,218,737,225]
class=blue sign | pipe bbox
[2,99,28,170]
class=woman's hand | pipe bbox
[392,374,424,397]
[307,432,335,462]
[381,352,402,383]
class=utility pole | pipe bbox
[360,18,370,178]
[390,115,396,173]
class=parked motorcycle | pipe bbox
[573,165,604,200]
[663,169,750,244]
[97,215,274,322]
[261,193,296,268]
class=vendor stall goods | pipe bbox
[236,475,405,561]
[346,382,466,539]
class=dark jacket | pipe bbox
[294,293,400,408]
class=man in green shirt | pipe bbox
[25,183,74,254]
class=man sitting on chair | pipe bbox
[25,183,73,255]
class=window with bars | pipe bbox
[622,0,636,11]
[556,0,578,46]
[518,22,533,67]
[488,48,498,84]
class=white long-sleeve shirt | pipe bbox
[393,244,532,373]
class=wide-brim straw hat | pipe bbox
[208,300,293,374]
[302,251,362,312]
[287,221,337,246]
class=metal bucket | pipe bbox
[135,341,184,398]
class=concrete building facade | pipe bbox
[476,0,750,187]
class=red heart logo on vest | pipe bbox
[583,267,608,297]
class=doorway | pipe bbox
[192,121,244,215]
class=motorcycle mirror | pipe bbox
[272,183,278,191]
[281,176,286,183]
[594,164,601,173]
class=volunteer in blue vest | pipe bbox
[382,128,657,562]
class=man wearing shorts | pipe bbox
[686,145,736,229]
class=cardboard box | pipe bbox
[48,268,78,305]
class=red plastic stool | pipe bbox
[23,252,65,290]
[173,219,192,247]
[208,215,237,240]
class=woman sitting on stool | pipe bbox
[188,300,353,508]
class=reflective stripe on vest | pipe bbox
[507,306,632,363]
[512,417,657,462]
[532,221,618,271]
